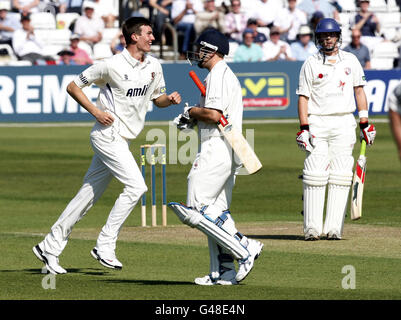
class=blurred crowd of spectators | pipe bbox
[1,0,401,68]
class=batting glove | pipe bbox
[359,122,376,145]
[173,103,197,131]
[296,125,315,152]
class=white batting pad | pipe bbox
[323,184,350,236]
[302,152,330,236]
[168,202,249,260]
[303,184,326,236]
[329,155,354,186]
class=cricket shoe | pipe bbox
[32,243,67,275]
[194,269,238,286]
[305,229,320,241]
[327,231,341,240]
[236,239,264,282]
[90,248,122,270]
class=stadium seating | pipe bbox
[30,12,56,29]
[56,12,80,30]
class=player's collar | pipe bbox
[211,59,227,72]
[122,48,150,68]
[318,49,344,65]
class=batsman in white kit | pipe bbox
[296,18,376,240]
[169,29,264,285]
[32,17,181,274]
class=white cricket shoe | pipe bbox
[194,275,216,286]
[327,231,341,240]
[90,248,123,270]
[32,244,67,275]
[195,269,238,286]
[236,239,264,282]
[305,228,320,241]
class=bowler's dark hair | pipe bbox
[122,17,152,45]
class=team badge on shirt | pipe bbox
[344,67,351,75]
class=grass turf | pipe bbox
[0,121,400,301]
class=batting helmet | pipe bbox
[186,29,229,67]
[314,18,342,53]
[196,29,229,56]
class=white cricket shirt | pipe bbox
[74,48,166,139]
[296,50,367,115]
[198,60,243,138]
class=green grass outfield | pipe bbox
[0,120,400,301]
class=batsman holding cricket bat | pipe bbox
[296,18,376,240]
[169,29,263,285]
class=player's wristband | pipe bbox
[358,110,369,120]
[300,124,310,131]
[359,121,369,129]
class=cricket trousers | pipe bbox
[187,136,242,278]
[303,113,356,237]
[41,122,147,257]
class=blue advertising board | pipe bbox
[0,62,399,122]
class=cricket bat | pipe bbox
[189,70,262,174]
[350,140,367,220]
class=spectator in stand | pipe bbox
[233,28,263,62]
[12,15,55,64]
[69,33,93,64]
[253,0,283,28]
[246,18,267,45]
[74,1,104,48]
[171,0,204,58]
[297,0,339,22]
[194,0,225,36]
[351,0,382,52]
[149,0,172,44]
[290,24,317,61]
[12,0,40,16]
[110,30,126,54]
[0,1,21,47]
[273,0,307,44]
[343,28,371,69]
[224,0,248,43]
[57,48,77,65]
[92,0,118,28]
[262,26,295,61]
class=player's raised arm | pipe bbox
[153,91,182,107]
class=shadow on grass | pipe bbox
[247,234,305,241]
[0,268,110,276]
[101,279,193,286]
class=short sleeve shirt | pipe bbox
[74,48,166,139]
[198,60,243,138]
[296,50,367,115]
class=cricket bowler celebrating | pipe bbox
[169,29,263,285]
[33,17,181,274]
[296,18,376,240]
